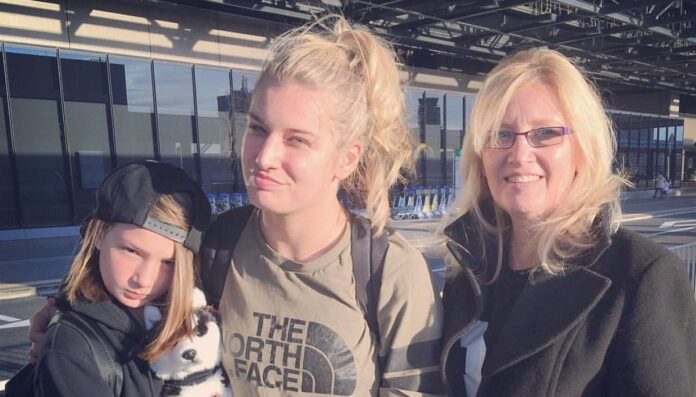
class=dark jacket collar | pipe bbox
[442,204,615,380]
[67,297,150,358]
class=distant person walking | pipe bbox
[654,173,667,199]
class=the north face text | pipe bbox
[224,312,357,395]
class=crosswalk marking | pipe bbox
[0,319,30,329]
[660,220,696,229]
[0,314,20,322]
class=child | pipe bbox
[662,178,670,199]
[34,160,211,397]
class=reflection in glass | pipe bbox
[154,61,196,179]
[406,89,424,184]
[6,45,71,226]
[424,92,443,185]
[406,89,422,137]
[445,94,464,186]
[110,56,156,165]
[61,50,112,220]
[0,54,20,228]
[231,70,258,191]
[628,129,639,179]
[196,66,234,194]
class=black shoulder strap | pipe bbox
[53,311,123,397]
[350,214,390,348]
[200,205,255,308]
[200,205,390,345]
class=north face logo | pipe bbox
[224,312,357,395]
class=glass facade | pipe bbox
[109,55,156,166]
[407,89,471,188]
[0,43,685,230]
[5,45,72,227]
[154,61,197,180]
[195,66,233,194]
[0,45,20,228]
[60,50,112,220]
[612,112,685,188]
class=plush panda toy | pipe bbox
[144,288,233,397]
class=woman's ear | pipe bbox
[335,141,363,180]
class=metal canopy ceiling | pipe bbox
[160,0,696,96]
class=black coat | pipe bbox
[35,298,163,397]
[441,214,696,397]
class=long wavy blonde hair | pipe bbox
[62,194,196,361]
[445,48,629,278]
[258,15,417,235]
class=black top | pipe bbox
[481,264,529,348]
[35,297,163,397]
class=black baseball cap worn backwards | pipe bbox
[89,160,211,254]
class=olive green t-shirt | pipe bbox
[219,210,444,396]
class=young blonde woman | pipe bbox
[33,161,211,397]
[199,16,444,396]
[440,48,696,396]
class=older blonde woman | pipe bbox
[440,48,696,396]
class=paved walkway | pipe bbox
[2,186,695,300]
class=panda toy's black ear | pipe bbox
[206,306,221,323]
[195,310,211,337]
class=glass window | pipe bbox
[638,152,648,187]
[628,150,639,180]
[110,56,156,165]
[406,89,422,134]
[464,94,475,130]
[196,66,233,195]
[154,61,196,179]
[639,128,650,149]
[424,91,443,186]
[0,50,20,228]
[675,152,683,182]
[231,70,258,192]
[658,126,667,143]
[60,50,112,220]
[6,45,71,227]
[445,93,464,187]
[405,89,424,184]
[618,128,630,149]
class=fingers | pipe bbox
[29,342,38,364]
[28,296,58,344]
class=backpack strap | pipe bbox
[350,214,390,349]
[200,205,255,308]
[52,311,123,397]
[200,205,390,348]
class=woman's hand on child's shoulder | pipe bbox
[28,296,58,363]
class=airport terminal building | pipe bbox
[1,0,695,232]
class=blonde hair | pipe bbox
[259,15,416,234]
[445,48,629,278]
[62,194,196,361]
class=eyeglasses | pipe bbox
[485,126,570,149]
